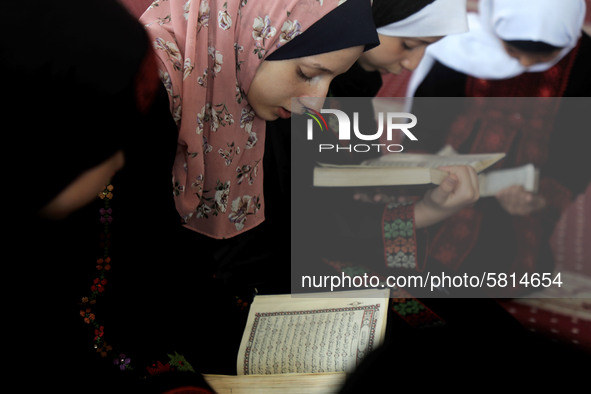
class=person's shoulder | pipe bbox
[579,30,591,51]
[415,60,468,97]
[572,30,591,62]
[564,30,591,96]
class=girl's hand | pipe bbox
[415,165,480,228]
[496,185,546,216]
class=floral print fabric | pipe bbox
[140,0,343,239]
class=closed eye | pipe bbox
[297,67,313,82]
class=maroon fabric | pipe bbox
[119,0,152,18]
[498,299,591,353]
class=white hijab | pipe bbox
[408,0,586,96]
[377,0,469,38]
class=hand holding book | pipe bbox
[495,185,546,216]
[415,165,480,228]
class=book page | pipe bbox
[203,372,347,394]
[360,152,505,171]
[313,165,448,187]
[478,163,539,197]
[237,289,389,376]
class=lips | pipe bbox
[277,106,292,119]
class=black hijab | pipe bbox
[267,0,380,60]
[372,0,437,28]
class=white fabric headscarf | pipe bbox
[408,0,586,96]
[376,0,468,38]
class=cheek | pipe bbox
[248,78,275,108]
[246,80,290,120]
[297,78,335,104]
[246,84,269,120]
[375,47,404,68]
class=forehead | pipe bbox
[377,35,440,45]
[405,36,442,44]
[297,46,364,71]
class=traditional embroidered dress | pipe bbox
[405,0,591,294]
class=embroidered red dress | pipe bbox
[409,33,591,295]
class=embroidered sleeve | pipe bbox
[382,202,424,272]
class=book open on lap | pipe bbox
[203,288,390,394]
[313,152,506,187]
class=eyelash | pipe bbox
[297,68,313,82]
[402,42,412,50]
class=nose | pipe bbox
[297,96,326,113]
[297,79,331,112]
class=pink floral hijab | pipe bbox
[140,0,374,239]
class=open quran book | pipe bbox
[313,151,506,187]
[203,288,390,393]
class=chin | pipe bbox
[259,111,278,121]
[263,107,287,121]
[247,105,268,121]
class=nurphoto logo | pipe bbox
[305,108,418,153]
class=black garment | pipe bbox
[161,117,297,376]
[3,0,213,391]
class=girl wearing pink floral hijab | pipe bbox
[140,0,378,239]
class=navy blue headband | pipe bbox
[266,0,379,61]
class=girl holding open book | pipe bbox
[405,0,591,292]
[337,4,591,389]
